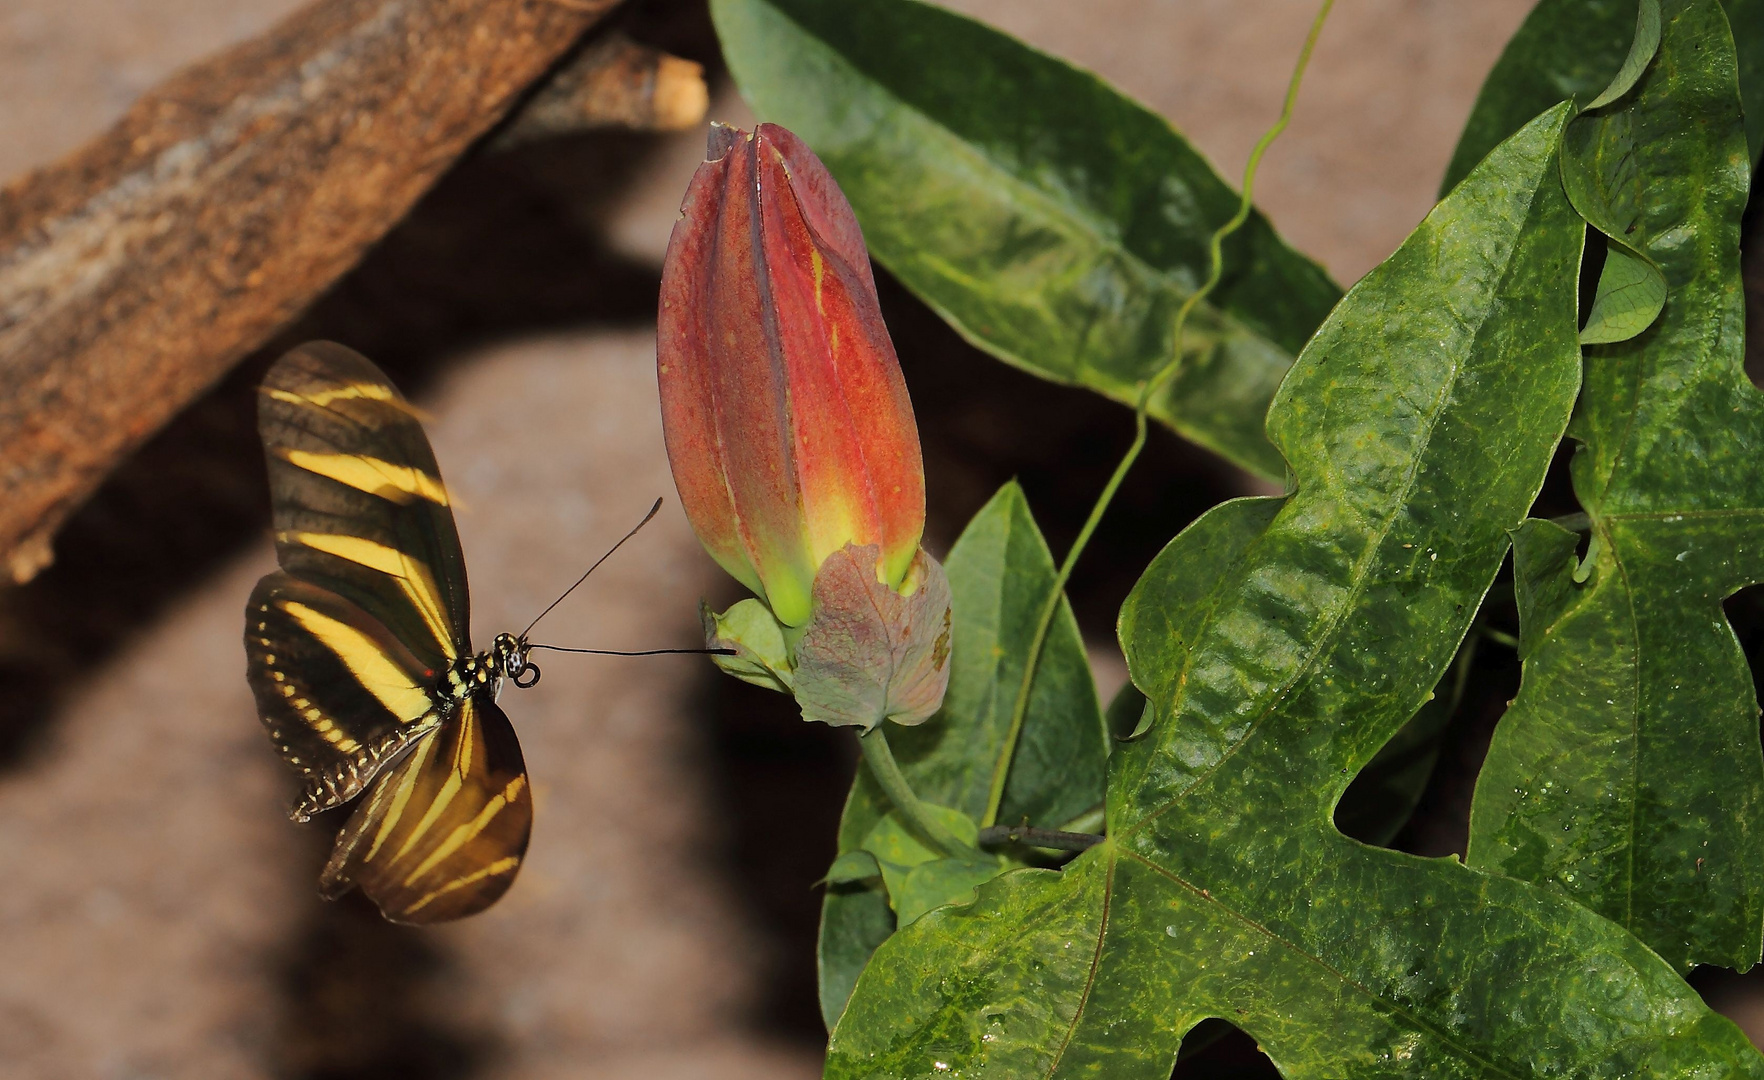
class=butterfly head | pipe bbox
[492,632,539,689]
[444,633,539,698]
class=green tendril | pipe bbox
[980,0,1336,829]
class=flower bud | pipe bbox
[658,122,926,627]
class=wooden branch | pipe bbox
[491,31,709,149]
[0,0,624,582]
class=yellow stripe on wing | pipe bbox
[279,449,450,506]
[365,736,439,862]
[283,532,455,656]
[393,768,465,863]
[279,599,435,723]
[403,775,528,885]
[264,383,428,414]
[400,857,522,917]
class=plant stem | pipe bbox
[1479,626,1521,650]
[977,824,1104,852]
[858,726,973,857]
[979,0,1336,829]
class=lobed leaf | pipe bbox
[828,103,1764,1078]
[1442,0,1764,195]
[1468,0,1764,973]
[816,483,1107,1028]
[710,0,1341,481]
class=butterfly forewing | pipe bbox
[319,695,532,924]
[258,342,471,669]
[246,572,444,819]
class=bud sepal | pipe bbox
[704,543,953,733]
[702,598,799,694]
[793,544,952,731]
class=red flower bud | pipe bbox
[658,122,926,627]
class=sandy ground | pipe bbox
[25,0,1751,1077]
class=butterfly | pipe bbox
[243,342,541,923]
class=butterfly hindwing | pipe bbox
[246,572,444,820]
[318,695,533,924]
[257,341,471,670]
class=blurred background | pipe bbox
[6,0,1758,1076]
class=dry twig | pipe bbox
[493,31,709,149]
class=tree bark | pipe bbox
[0,0,626,582]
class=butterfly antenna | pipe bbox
[528,644,736,657]
[520,497,664,639]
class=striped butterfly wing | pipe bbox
[319,694,532,924]
[259,341,470,670]
[247,573,443,819]
[248,342,471,819]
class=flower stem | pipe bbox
[858,725,974,857]
[979,0,1336,829]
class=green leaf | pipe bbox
[1468,0,1764,972]
[828,104,1763,1077]
[1442,0,1764,194]
[1443,1,1637,194]
[861,802,980,870]
[817,874,893,1032]
[1587,0,1663,109]
[711,0,1342,482]
[861,804,1010,927]
[825,850,882,885]
[1579,243,1668,344]
[1556,9,1671,348]
[897,856,1009,927]
[1510,518,1586,657]
[815,483,1108,1029]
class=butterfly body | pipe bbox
[245,342,535,924]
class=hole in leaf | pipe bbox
[1172,1018,1279,1077]
[1531,436,1588,527]
[1741,195,1764,391]
[1578,225,1609,336]
[1722,583,1764,712]
[1337,555,1530,855]
[1689,964,1764,1046]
